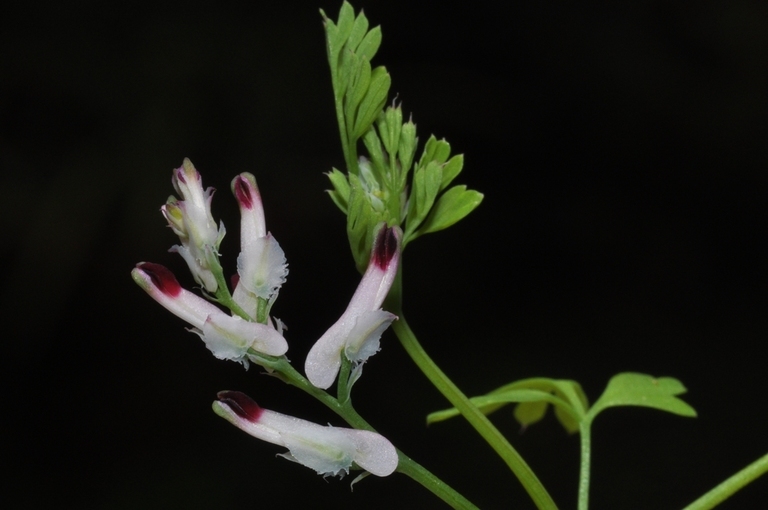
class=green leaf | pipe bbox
[427,378,588,435]
[405,160,442,240]
[344,55,371,136]
[321,2,355,75]
[427,389,568,422]
[362,128,386,180]
[398,119,417,176]
[353,66,390,139]
[587,372,697,421]
[440,154,464,190]
[356,26,382,62]
[418,136,451,169]
[411,185,483,241]
[326,168,350,214]
[378,105,403,161]
[514,400,549,428]
[346,10,369,53]
[346,175,376,272]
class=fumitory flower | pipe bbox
[213,391,398,477]
[161,158,226,293]
[305,226,401,389]
[230,172,288,322]
[132,262,288,366]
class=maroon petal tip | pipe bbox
[216,391,263,421]
[372,227,399,270]
[137,262,182,297]
[233,175,254,209]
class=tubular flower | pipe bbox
[132,262,288,365]
[230,172,288,321]
[305,226,401,389]
[213,391,398,477]
[161,158,226,292]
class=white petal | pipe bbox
[304,319,348,389]
[171,243,218,292]
[237,234,288,301]
[344,309,396,362]
[213,393,398,477]
[202,314,288,361]
[347,430,398,477]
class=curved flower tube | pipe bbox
[161,159,226,292]
[213,391,398,477]
[305,226,401,389]
[132,262,288,365]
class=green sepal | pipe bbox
[587,372,697,421]
[353,66,391,139]
[326,168,351,214]
[427,378,588,434]
[409,185,484,243]
[404,160,442,241]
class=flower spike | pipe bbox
[161,159,226,292]
[213,391,398,477]
[305,226,401,389]
[132,262,288,364]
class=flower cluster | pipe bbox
[133,159,400,479]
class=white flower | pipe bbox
[132,262,288,365]
[304,226,401,389]
[213,391,398,477]
[230,172,288,320]
[161,159,226,292]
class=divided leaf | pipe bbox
[427,378,588,434]
[411,185,483,241]
[587,372,697,421]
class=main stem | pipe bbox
[386,267,557,510]
[578,420,592,510]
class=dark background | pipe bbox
[2,1,767,508]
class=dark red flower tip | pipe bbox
[233,176,254,209]
[371,227,399,270]
[137,262,182,297]
[216,391,263,422]
[174,166,187,185]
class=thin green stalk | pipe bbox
[578,420,592,510]
[682,451,768,510]
[255,353,477,509]
[384,266,556,509]
[390,315,557,510]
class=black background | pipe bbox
[2,1,768,508]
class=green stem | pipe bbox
[385,266,556,509]
[390,316,557,510]
[397,449,478,510]
[578,420,592,510]
[254,353,477,509]
[682,451,768,510]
